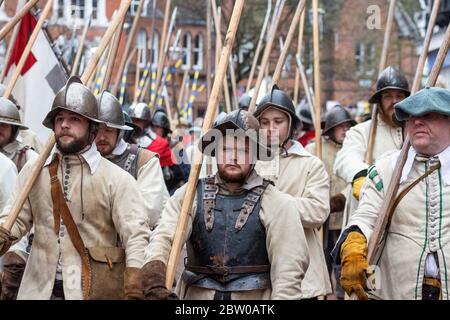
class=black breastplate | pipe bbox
[109,144,140,179]
[183,177,272,293]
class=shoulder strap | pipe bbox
[48,157,91,300]
[235,180,272,231]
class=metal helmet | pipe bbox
[122,108,142,141]
[322,105,356,136]
[152,110,172,134]
[129,102,152,123]
[297,101,314,125]
[254,85,301,139]
[199,109,269,160]
[238,94,252,110]
[42,76,101,129]
[368,66,411,104]
[96,91,132,131]
[0,97,28,130]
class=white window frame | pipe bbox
[52,0,107,27]
[137,29,148,68]
[149,31,160,67]
[182,32,192,70]
[193,33,203,70]
[131,0,150,17]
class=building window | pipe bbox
[182,33,192,69]
[193,34,203,70]
[92,0,98,20]
[131,0,149,16]
[57,0,65,18]
[71,0,85,19]
[355,42,376,77]
[149,31,159,66]
[137,29,148,68]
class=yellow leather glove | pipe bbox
[340,231,369,300]
[352,176,366,200]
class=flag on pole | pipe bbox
[5,13,67,143]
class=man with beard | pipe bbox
[140,109,309,300]
[0,76,148,300]
[334,67,410,225]
[0,98,38,172]
[306,105,356,299]
[253,86,331,299]
[333,86,450,300]
[95,91,168,229]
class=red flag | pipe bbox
[5,13,37,77]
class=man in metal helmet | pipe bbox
[334,66,410,226]
[305,105,356,299]
[253,85,331,299]
[140,109,309,300]
[0,76,149,300]
[95,91,169,229]
[152,110,172,139]
[0,98,38,172]
[238,94,251,111]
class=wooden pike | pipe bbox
[246,0,272,93]
[176,70,189,120]
[294,10,305,105]
[295,55,316,125]
[102,11,125,92]
[71,14,92,77]
[206,0,212,99]
[211,2,232,113]
[365,0,397,164]
[312,0,322,160]
[151,0,172,106]
[0,0,39,42]
[2,0,133,232]
[111,0,145,96]
[165,0,246,289]
[272,0,307,85]
[134,49,142,103]
[247,0,286,114]
[229,56,239,109]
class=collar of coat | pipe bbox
[112,138,128,155]
[285,140,312,157]
[44,143,102,174]
[391,144,450,186]
[1,140,21,156]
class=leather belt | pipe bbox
[423,277,441,289]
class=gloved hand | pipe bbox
[140,260,179,300]
[0,225,17,257]
[352,175,366,201]
[330,193,346,213]
[124,267,144,300]
[340,231,369,300]
[0,251,26,300]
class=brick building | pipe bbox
[0,0,210,119]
